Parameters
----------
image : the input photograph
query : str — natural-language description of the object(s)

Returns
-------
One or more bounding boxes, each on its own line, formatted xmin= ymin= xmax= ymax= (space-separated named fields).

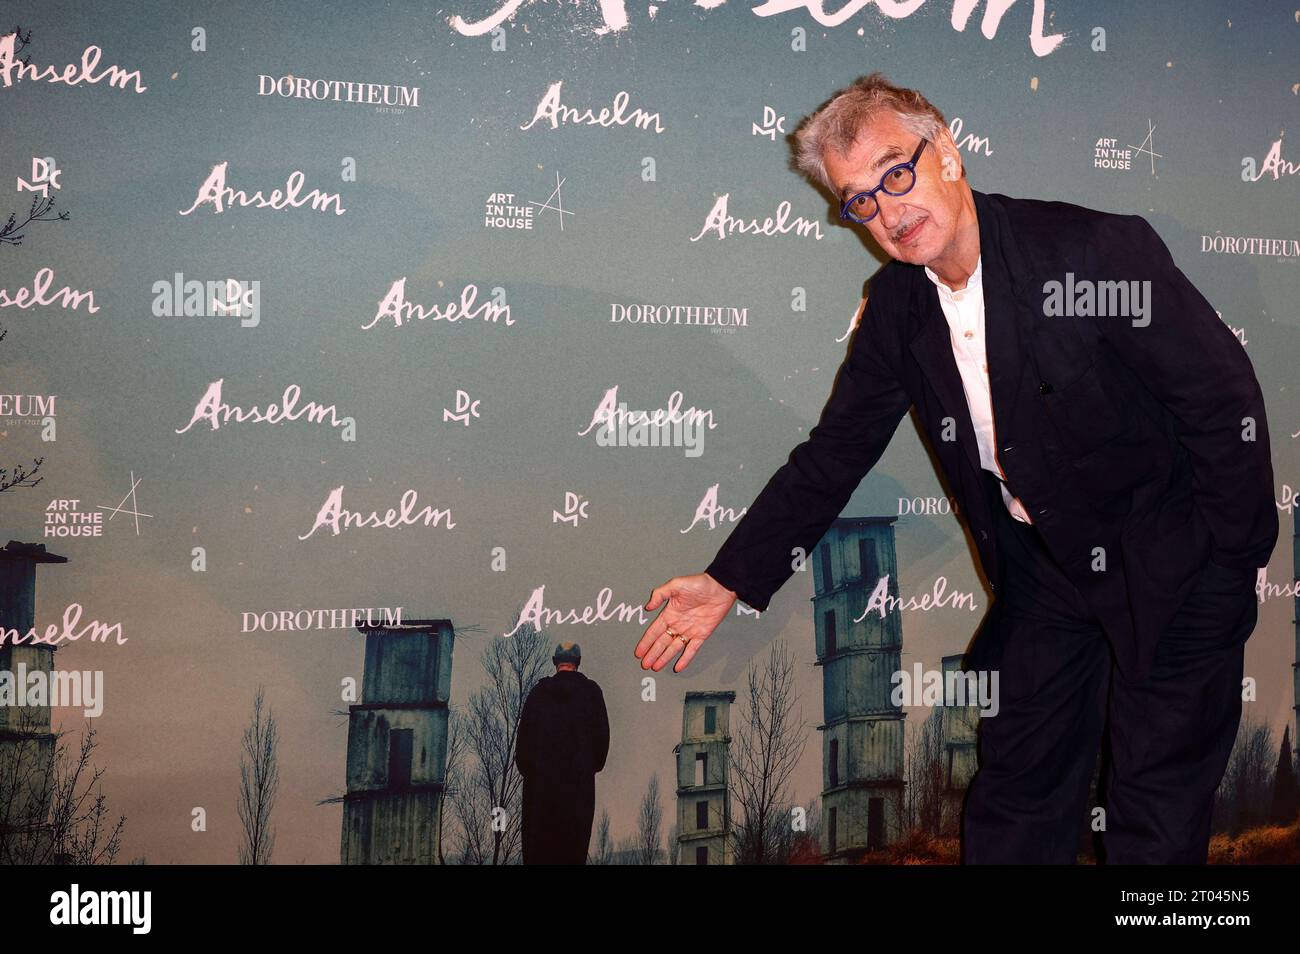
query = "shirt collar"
xmin=924 ymin=254 xmax=982 ymax=302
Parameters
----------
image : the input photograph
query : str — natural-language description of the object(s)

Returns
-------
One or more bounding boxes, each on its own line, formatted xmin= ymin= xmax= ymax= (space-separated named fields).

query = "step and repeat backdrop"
xmin=1 ymin=1 xmax=1297 ymax=864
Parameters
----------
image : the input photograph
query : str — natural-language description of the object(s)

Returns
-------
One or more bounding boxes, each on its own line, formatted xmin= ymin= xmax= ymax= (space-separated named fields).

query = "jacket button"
xmin=980 ymin=530 xmax=989 ymax=540
xmin=1040 ymin=381 xmax=1053 ymax=394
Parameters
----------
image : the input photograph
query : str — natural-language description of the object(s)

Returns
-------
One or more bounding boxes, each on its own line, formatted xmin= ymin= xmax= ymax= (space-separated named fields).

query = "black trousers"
xmin=961 ymin=469 xmax=1258 ymax=864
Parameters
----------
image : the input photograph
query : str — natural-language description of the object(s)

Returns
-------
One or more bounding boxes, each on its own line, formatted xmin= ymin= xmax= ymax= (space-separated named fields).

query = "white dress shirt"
xmin=923 ymin=253 xmax=1034 ymax=524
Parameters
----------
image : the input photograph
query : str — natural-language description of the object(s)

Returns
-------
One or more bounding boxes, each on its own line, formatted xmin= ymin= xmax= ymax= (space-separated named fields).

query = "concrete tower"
xmin=0 ymin=541 xmax=68 ymax=864
xmin=674 ymin=690 xmax=735 ymax=865
xmin=341 ymin=618 xmax=454 ymax=864
xmin=813 ymin=517 xmax=905 ymax=861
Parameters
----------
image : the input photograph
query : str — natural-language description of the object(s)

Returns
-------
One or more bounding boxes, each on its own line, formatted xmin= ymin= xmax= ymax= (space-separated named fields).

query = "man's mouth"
xmin=896 ymin=216 xmax=927 ymax=245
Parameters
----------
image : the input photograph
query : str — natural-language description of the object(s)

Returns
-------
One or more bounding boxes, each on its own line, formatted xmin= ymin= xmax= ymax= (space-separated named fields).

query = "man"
xmin=515 ymin=642 xmax=610 ymax=864
xmin=634 ymin=73 xmax=1277 ymax=864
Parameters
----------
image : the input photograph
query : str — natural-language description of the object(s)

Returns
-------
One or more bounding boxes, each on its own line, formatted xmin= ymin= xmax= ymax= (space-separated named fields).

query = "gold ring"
xmin=665 ymin=627 xmax=678 ymax=639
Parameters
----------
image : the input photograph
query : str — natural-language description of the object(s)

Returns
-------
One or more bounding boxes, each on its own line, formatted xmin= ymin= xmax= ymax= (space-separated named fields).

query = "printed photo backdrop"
xmin=1 ymin=0 xmax=1297 ymax=863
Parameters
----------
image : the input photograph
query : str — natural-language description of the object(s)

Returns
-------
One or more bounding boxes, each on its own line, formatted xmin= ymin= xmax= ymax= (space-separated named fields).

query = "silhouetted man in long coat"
xmin=515 ymin=642 xmax=610 ymax=864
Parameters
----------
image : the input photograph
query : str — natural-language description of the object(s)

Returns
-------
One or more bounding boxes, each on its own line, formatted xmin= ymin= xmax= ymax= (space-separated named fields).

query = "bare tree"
xmin=1 ymin=27 xmax=72 ymax=255
xmin=635 ymin=772 xmax=663 ymax=864
xmin=754 ymin=799 xmax=821 ymax=864
xmin=1214 ymin=708 xmax=1274 ymax=836
xmin=445 ymin=704 xmax=493 ymax=865
xmin=0 ymin=712 xmax=125 ymax=864
xmin=0 ymin=27 xmax=65 ymax=494
xmin=438 ymin=706 xmax=468 ymax=864
xmin=1269 ymin=725 xmax=1300 ymax=826
xmin=0 ymin=25 xmax=72 ymax=253
xmin=0 ymin=709 xmax=46 ymax=863
xmin=904 ymin=707 xmax=948 ymax=835
xmin=46 ymin=724 xmax=125 ymax=865
xmin=0 ymin=457 xmax=44 ymax=493
xmin=0 ymin=192 xmax=70 ymax=248
xmin=730 ymin=641 xmax=808 ymax=864
xmin=0 ymin=327 xmax=46 ymax=493
xmin=613 ymin=834 xmax=639 ymax=864
xmin=459 ymin=616 xmax=550 ymax=864
xmin=590 ymin=808 xmax=614 ymax=864
xmin=237 ymin=686 xmax=279 ymax=864
xmin=790 ymin=798 xmax=823 ymax=862
xmin=0 ymin=24 xmax=32 ymax=73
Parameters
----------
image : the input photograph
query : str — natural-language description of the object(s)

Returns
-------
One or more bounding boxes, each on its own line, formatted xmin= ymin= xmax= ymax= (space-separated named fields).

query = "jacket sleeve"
xmin=704 ymin=289 xmax=913 ymax=610
xmin=1084 ymin=213 xmax=1278 ymax=571
xmin=590 ymin=686 xmax=610 ymax=773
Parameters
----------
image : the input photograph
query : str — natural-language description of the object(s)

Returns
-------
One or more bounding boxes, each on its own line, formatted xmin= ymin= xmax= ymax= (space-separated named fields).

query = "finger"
xmin=644 ymin=578 xmax=674 ymax=611
xmin=673 ymin=637 xmax=705 ymax=673
xmin=634 ymin=608 xmax=672 ymax=659
xmin=636 ymin=580 xmax=679 ymax=658
xmin=642 ymin=625 xmax=682 ymax=670
xmin=642 ymin=629 xmax=678 ymax=670
xmin=649 ymin=633 xmax=688 ymax=672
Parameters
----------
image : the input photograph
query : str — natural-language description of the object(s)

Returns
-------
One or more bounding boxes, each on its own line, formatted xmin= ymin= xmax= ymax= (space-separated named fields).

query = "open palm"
xmin=634 ymin=572 xmax=737 ymax=673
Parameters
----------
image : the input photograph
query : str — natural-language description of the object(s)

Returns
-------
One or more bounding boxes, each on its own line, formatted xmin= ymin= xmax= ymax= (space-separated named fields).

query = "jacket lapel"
xmin=908 ymin=291 xmax=983 ymax=474
xmin=905 ymin=189 xmax=1036 ymax=476
xmin=978 ymin=190 xmax=1035 ymax=449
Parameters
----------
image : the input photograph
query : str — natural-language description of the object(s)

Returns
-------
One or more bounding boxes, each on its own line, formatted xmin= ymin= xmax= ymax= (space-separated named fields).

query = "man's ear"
xmin=941 ymin=146 xmax=961 ymax=181
xmin=936 ymin=130 xmax=963 ymax=183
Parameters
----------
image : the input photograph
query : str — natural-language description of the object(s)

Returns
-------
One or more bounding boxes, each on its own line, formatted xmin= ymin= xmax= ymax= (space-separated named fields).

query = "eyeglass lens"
xmin=848 ymin=166 xmax=917 ymax=222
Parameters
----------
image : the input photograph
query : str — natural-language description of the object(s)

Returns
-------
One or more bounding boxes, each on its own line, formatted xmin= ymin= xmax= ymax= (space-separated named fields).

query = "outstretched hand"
xmin=635 ymin=572 xmax=737 ymax=673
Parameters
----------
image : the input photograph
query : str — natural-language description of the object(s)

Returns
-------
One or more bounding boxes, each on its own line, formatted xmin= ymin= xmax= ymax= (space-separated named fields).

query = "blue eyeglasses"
xmin=839 ymin=138 xmax=929 ymax=225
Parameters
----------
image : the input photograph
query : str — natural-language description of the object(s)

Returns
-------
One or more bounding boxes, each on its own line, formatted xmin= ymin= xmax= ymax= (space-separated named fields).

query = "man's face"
xmin=823 ymin=111 xmax=966 ymax=267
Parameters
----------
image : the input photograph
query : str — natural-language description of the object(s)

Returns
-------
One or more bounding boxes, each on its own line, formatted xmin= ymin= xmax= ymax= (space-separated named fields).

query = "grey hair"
xmin=794 ymin=72 xmax=956 ymax=194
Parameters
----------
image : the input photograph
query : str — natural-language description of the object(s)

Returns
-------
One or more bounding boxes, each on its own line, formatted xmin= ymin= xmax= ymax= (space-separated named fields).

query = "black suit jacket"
xmin=704 ymin=188 xmax=1278 ymax=684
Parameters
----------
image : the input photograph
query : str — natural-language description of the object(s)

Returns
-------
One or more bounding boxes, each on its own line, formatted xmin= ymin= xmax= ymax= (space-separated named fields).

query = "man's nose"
xmin=876 ymin=194 xmax=905 ymax=233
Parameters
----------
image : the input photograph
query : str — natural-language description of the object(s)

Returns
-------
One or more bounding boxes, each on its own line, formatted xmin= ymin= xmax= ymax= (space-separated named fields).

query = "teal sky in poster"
xmin=1 ymin=0 xmax=1296 ymax=862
